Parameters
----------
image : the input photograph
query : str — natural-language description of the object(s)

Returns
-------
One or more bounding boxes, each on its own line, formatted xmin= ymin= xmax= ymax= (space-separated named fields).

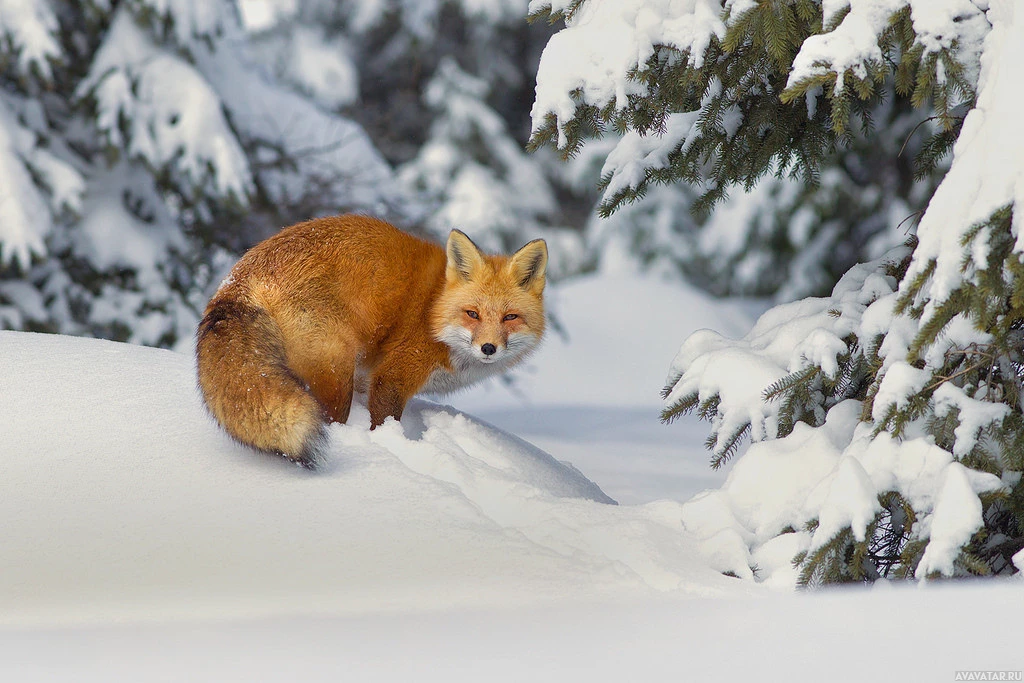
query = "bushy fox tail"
xmin=196 ymin=299 xmax=328 ymax=469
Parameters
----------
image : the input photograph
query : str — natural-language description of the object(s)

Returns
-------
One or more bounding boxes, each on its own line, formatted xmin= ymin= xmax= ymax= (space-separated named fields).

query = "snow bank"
xmin=3 ymin=583 xmax=1023 ymax=682
xmin=0 ymin=331 xmax=752 ymax=626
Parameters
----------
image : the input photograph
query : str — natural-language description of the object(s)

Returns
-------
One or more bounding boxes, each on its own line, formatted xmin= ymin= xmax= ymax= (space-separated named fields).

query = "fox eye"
xmin=465 ymin=310 xmax=479 ymax=320
xmin=503 ymin=313 xmax=518 ymax=322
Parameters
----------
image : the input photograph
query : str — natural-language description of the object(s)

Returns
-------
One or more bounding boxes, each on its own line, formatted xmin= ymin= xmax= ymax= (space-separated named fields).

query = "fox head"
xmin=432 ymin=230 xmax=547 ymax=369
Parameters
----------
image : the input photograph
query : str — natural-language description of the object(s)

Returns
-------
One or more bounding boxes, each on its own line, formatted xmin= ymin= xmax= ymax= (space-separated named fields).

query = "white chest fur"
xmin=420 ymin=358 xmax=508 ymax=396
xmin=418 ymin=326 xmax=540 ymax=397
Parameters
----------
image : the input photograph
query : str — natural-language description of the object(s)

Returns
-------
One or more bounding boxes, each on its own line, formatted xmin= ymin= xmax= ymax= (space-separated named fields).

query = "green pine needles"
xmin=529 ymin=0 xmax=972 ymax=220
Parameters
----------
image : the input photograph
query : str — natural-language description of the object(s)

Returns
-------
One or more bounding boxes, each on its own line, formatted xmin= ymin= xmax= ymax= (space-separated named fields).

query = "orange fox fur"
xmin=195 ymin=214 xmax=547 ymax=468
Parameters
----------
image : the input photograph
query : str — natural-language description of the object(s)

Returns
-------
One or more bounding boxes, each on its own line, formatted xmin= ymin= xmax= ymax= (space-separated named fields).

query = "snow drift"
xmin=0 ymin=330 xmax=752 ymax=625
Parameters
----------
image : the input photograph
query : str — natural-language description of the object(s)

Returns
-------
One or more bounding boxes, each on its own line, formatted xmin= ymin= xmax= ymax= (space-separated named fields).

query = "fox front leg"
xmin=367 ymin=352 xmax=434 ymax=429
xmin=368 ymin=379 xmax=406 ymax=428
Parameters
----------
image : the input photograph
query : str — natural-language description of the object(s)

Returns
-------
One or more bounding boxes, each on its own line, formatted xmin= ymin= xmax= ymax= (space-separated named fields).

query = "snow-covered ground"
xmin=2 ymin=272 xmax=1022 ymax=681
xmin=4 ymin=585 xmax=1022 ymax=682
xmin=0 ymin=324 xmax=749 ymax=627
xmin=448 ymin=272 xmax=755 ymax=505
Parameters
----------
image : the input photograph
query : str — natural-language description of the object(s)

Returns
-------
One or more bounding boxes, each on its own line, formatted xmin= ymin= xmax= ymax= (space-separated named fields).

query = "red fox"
xmin=195 ymin=214 xmax=547 ymax=468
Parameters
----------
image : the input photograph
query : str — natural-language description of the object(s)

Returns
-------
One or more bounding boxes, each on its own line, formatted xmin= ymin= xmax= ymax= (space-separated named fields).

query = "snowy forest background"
xmin=2 ymin=0 xmax=1023 ymax=585
xmin=0 ymin=0 xmax=937 ymax=346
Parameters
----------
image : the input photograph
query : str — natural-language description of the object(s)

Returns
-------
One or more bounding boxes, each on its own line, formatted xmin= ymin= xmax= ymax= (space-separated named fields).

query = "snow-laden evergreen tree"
xmin=659 ymin=97 xmax=939 ymax=300
xmin=241 ymin=0 xmax=592 ymax=275
xmin=583 ymin=97 xmax=942 ymax=300
xmin=399 ymin=57 xmax=584 ymax=278
xmin=532 ymin=0 xmax=954 ymax=301
xmin=532 ymin=0 xmax=1024 ymax=583
xmin=0 ymin=0 xmax=400 ymax=348
xmin=244 ymin=0 xmax=550 ymax=164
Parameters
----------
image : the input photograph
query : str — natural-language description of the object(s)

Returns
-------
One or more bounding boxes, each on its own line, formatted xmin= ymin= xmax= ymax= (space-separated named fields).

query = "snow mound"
xmin=0 ymin=331 xmax=752 ymax=625
xmin=445 ymin=272 xmax=759 ymax=506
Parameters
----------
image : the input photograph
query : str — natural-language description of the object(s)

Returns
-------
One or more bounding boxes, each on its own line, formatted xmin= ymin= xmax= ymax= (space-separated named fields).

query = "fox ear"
xmin=446 ymin=229 xmax=487 ymax=281
xmin=508 ymin=239 xmax=547 ymax=292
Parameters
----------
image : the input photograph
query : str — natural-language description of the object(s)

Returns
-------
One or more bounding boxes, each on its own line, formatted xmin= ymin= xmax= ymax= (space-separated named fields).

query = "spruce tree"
xmin=582 ymin=98 xmax=939 ymax=300
xmin=0 ymin=0 xmax=399 ymax=348
xmin=531 ymin=0 xmax=1024 ymax=582
xmin=531 ymin=0 xmax=962 ymax=300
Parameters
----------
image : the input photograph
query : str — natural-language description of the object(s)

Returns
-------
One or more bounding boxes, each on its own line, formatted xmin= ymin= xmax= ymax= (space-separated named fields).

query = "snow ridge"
xmin=0 ymin=330 xmax=751 ymax=625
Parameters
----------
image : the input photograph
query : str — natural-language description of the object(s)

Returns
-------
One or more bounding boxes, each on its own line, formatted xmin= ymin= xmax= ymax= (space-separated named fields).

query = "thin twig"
xmin=898 ymin=115 xmax=946 ymax=158
xmin=925 ymin=360 xmax=990 ymax=392
xmin=896 ymin=210 xmax=923 ymax=234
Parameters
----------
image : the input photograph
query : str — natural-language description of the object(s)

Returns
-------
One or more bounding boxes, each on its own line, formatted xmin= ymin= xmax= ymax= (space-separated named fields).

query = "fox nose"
xmin=481 ymin=343 xmax=497 ymax=356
